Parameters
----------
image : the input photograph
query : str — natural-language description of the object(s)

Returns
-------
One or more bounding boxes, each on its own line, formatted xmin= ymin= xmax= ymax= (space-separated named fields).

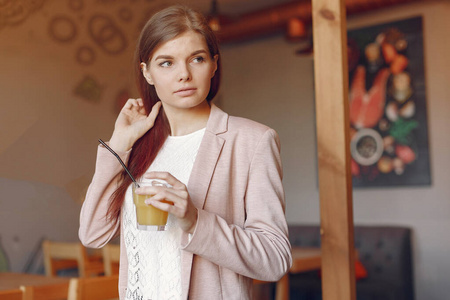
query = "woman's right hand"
xmin=109 ymin=99 xmax=161 ymax=152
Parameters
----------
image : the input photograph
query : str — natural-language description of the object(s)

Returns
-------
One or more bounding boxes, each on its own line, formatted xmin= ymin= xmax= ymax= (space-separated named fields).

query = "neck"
xmin=163 ymin=101 xmax=211 ymax=136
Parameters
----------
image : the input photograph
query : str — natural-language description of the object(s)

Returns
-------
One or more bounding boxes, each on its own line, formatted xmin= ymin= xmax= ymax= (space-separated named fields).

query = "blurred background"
xmin=0 ymin=0 xmax=449 ymax=299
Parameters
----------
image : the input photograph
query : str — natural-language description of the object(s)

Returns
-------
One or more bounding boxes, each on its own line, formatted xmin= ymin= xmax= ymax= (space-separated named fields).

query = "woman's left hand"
xmin=142 ymin=171 xmax=198 ymax=234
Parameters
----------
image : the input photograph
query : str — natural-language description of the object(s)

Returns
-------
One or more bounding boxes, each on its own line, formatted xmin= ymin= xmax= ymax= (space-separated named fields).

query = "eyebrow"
xmin=154 ymin=49 xmax=208 ymax=60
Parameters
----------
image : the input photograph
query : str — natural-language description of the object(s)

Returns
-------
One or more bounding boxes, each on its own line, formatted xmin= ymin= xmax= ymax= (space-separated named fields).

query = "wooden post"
xmin=311 ymin=0 xmax=356 ymax=299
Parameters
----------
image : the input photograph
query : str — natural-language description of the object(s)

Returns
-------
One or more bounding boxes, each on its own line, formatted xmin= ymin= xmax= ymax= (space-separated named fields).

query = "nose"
xmin=178 ymin=63 xmax=191 ymax=82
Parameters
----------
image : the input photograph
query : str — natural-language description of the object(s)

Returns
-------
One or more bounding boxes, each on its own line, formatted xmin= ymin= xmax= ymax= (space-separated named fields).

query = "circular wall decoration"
xmin=0 ymin=0 xmax=14 ymax=9
xmin=95 ymin=0 xmax=118 ymax=4
xmin=2 ymin=1 xmax=29 ymax=25
xmin=68 ymin=0 xmax=84 ymax=11
xmin=88 ymin=14 xmax=127 ymax=55
xmin=76 ymin=45 xmax=96 ymax=65
xmin=0 ymin=0 xmax=46 ymax=28
xmin=118 ymin=7 xmax=132 ymax=22
xmin=351 ymin=128 xmax=384 ymax=166
xmin=49 ymin=15 xmax=77 ymax=43
xmin=25 ymin=0 xmax=45 ymax=11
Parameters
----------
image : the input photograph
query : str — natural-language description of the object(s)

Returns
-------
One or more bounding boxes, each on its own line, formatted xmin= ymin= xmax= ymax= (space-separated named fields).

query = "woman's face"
xmin=142 ymin=31 xmax=218 ymax=114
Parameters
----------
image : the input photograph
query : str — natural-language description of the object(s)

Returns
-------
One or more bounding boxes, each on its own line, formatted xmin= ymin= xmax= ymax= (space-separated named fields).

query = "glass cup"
xmin=132 ymin=180 xmax=171 ymax=231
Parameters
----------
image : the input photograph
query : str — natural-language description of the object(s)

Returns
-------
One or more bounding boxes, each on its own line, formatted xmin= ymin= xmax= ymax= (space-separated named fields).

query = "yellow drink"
xmin=133 ymin=193 xmax=169 ymax=226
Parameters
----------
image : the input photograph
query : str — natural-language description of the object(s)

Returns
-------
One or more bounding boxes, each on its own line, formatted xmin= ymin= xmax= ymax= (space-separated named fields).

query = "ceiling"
xmin=178 ymin=0 xmax=295 ymax=15
xmin=180 ymin=0 xmax=426 ymax=16
xmin=178 ymin=0 xmax=425 ymax=43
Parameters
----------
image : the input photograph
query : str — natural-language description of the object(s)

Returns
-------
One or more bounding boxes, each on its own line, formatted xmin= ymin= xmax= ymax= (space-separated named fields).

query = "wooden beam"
xmin=311 ymin=0 xmax=356 ymax=299
xmin=215 ymin=0 xmax=420 ymax=44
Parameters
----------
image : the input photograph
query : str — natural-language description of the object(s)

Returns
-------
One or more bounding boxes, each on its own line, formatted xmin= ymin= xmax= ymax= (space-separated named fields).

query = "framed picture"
xmin=347 ymin=16 xmax=431 ymax=187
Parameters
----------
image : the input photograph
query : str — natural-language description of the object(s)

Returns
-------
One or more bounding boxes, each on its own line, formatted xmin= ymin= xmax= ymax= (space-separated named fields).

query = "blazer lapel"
xmin=187 ymin=131 xmax=223 ymax=209
xmin=182 ymin=105 xmax=228 ymax=299
xmin=181 ymin=251 xmax=194 ymax=300
xmin=187 ymin=104 xmax=228 ymax=209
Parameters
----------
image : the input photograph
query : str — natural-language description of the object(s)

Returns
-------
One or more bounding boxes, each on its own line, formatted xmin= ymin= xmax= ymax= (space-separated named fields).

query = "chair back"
xmin=21 ymin=281 xmax=70 ymax=300
xmin=0 ymin=289 xmax=22 ymax=300
xmin=42 ymin=240 xmax=103 ymax=278
xmin=68 ymin=275 xmax=119 ymax=300
xmin=102 ymin=244 xmax=120 ymax=276
xmin=43 ymin=240 xmax=87 ymax=277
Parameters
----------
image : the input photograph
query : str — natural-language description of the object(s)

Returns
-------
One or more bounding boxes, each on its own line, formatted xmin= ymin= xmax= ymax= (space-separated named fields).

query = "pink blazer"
xmin=79 ymin=104 xmax=292 ymax=300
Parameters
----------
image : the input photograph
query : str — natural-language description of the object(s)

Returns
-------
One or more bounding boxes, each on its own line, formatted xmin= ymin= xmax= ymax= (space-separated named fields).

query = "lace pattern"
xmin=123 ymin=128 xmax=205 ymax=300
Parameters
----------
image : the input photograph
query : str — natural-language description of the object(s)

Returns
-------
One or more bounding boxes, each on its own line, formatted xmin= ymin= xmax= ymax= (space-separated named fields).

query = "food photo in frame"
xmin=347 ymin=16 xmax=431 ymax=187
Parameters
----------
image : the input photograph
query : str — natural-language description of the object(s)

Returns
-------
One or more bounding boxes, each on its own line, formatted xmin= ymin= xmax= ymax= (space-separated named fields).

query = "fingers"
xmin=147 ymin=198 xmax=174 ymax=213
xmin=146 ymin=101 xmax=162 ymax=128
xmin=121 ymin=98 xmax=160 ymax=115
xmin=134 ymin=184 xmax=169 ymax=196
xmin=138 ymin=174 xmax=197 ymax=233
xmin=135 ymin=177 xmax=186 ymax=207
xmin=143 ymin=171 xmax=185 ymax=190
xmin=122 ymin=98 xmax=141 ymax=111
xmin=144 ymin=188 xmax=182 ymax=207
xmin=121 ymin=99 xmax=146 ymax=119
xmin=143 ymin=187 xmax=188 ymax=216
xmin=136 ymin=173 xmax=187 ymax=211
xmin=121 ymin=99 xmax=160 ymax=126
xmin=149 ymin=188 xmax=198 ymax=233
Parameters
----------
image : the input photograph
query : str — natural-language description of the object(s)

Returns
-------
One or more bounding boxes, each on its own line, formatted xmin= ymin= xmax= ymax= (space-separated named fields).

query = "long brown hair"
xmin=107 ymin=5 xmax=222 ymax=224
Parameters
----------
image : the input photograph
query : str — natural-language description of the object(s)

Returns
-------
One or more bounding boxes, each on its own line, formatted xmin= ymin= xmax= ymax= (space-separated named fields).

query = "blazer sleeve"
xmin=78 ymin=145 xmax=129 ymax=248
xmin=181 ymin=128 xmax=292 ymax=281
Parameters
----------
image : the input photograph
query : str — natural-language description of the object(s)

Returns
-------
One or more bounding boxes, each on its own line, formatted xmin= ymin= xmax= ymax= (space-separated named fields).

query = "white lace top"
xmin=123 ymin=128 xmax=205 ymax=300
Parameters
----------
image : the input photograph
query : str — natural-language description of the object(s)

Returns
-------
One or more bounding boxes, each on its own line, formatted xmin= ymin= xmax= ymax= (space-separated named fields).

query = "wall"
xmin=0 ymin=0 xmax=448 ymax=299
xmin=219 ymin=1 xmax=450 ymax=299
xmin=0 ymin=0 xmax=174 ymax=272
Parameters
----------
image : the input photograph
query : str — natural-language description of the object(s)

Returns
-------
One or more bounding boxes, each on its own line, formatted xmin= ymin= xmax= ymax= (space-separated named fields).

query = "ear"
xmin=211 ymin=54 xmax=219 ymax=78
xmin=140 ymin=62 xmax=154 ymax=85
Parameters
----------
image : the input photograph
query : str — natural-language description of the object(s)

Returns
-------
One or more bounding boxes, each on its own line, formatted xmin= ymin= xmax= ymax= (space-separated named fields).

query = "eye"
xmin=159 ymin=61 xmax=172 ymax=67
xmin=192 ymin=56 xmax=205 ymax=63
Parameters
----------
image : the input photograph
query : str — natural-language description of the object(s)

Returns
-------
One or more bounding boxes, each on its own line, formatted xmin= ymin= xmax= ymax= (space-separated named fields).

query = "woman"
xmin=79 ymin=5 xmax=292 ymax=300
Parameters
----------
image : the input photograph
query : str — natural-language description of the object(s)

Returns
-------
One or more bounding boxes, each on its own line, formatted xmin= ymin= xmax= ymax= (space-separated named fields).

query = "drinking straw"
xmin=98 ymin=139 xmax=140 ymax=188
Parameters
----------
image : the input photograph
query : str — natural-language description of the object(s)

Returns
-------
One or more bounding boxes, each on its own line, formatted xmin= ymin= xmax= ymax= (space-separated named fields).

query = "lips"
xmin=174 ymin=87 xmax=197 ymax=97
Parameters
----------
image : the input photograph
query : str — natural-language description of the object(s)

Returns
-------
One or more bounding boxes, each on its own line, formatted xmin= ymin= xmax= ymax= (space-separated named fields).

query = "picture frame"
xmin=347 ymin=16 xmax=431 ymax=187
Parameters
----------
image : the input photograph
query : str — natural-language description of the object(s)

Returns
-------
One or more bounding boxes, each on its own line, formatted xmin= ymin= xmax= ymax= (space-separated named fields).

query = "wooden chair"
xmin=0 ymin=289 xmax=23 ymax=300
xmin=68 ymin=275 xmax=119 ymax=300
xmin=20 ymin=281 xmax=70 ymax=300
xmin=42 ymin=240 xmax=104 ymax=278
xmin=102 ymin=244 xmax=120 ymax=276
